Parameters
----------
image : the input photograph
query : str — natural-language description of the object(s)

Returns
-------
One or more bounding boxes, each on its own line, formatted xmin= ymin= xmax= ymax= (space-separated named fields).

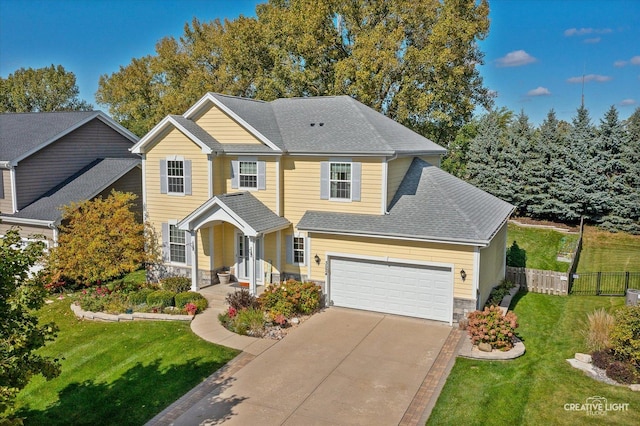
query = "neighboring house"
xmin=0 ymin=111 xmax=141 ymax=246
xmin=132 ymin=93 xmax=514 ymax=323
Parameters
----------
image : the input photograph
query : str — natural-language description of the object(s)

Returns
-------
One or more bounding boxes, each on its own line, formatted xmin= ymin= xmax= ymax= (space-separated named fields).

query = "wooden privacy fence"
xmin=506 ymin=266 xmax=569 ymax=295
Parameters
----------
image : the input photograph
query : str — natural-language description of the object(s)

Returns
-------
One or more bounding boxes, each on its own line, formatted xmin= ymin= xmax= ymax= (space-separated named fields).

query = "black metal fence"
xmin=569 ymin=272 xmax=640 ymax=296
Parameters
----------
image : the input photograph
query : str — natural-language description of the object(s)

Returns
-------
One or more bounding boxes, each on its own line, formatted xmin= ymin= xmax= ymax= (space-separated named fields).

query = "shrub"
xmin=77 ymin=286 xmax=113 ymax=312
xmin=226 ymin=289 xmax=259 ymax=311
xmin=506 ymin=241 xmax=526 ymax=267
xmin=127 ymin=288 xmax=154 ymax=305
xmin=146 ymin=290 xmax=175 ymax=308
xmin=175 ymin=291 xmax=208 ymax=313
xmin=258 ymin=280 xmax=322 ymax=319
xmin=583 ymin=308 xmax=615 ymax=352
xmin=592 ymin=349 xmax=616 ymax=370
xmin=485 ymin=280 xmax=516 ymax=308
xmin=610 ymin=305 xmax=640 ymax=366
xmin=467 ymin=305 xmax=519 ymax=351
xmin=160 ymin=276 xmax=191 ymax=293
xmin=606 ymin=361 xmax=640 ymax=384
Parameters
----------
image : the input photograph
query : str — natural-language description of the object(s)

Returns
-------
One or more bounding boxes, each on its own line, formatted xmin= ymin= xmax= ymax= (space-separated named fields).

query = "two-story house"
xmin=131 ymin=93 xmax=514 ymax=323
xmin=0 ymin=111 xmax=141 ymax=246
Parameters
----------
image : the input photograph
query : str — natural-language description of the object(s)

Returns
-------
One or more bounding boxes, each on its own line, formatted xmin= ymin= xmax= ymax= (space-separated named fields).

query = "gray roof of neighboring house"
xmin=194 ymin=93 xmax=446 ymax=155
xmin=5 ymin=158 xmax=140 ymax=222
xmin=0 ymin=111 xmax=136 ymax=163
xmin=297 ymin=158 xmax=514 ymax=245
xmin=215 ymin=192 xmax=290 ymax=233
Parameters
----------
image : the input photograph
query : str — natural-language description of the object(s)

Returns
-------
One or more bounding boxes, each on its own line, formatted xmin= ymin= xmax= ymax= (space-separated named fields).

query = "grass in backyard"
xmin=428 ymin=293 xmax=640 ymax=425
xmin=577 ymin=226 xmax=640 ymax=272
xmin=12 ymin=295 xmax=239 ymax=425
xmin=507 ymin=223 xmax=578 ymax=272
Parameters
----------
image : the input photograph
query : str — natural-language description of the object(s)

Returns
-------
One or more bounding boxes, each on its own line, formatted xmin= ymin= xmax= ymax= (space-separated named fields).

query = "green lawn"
xmin=428 ymin=293 xmax=640 ymax=425
xmin=507 ymin=223 xmax=578 ymax=272
xmin=577 ymin=226 xmax=640 ymax=272
xmin=12 ymin=295 xmax=239 ymax=425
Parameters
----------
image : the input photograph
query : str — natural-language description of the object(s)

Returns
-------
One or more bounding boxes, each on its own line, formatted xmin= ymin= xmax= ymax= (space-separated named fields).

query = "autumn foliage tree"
xmin=97 ymin=0 xmax=492 ymax=144
xmin=1 ymin=228 xmax=60 ymax=417
xmin=48 ymin=191 xmax=146 ymax=285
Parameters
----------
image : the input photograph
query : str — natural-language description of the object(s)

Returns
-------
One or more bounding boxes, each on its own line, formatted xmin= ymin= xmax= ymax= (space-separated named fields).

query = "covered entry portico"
xmin=178 ymin=192 xmax=290 ymax=294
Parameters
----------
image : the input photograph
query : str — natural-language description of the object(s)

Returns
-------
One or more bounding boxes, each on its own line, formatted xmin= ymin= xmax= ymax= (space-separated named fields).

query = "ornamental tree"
xmin=48 ymin=191 xmax=147 ymax=285
xmin=0 ymin=228 xmax=60 ymax=416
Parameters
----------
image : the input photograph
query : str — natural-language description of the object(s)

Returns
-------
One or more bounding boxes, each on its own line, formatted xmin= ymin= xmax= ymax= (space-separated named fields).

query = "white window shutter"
xmin=184 ymin=160 xmax=192 ymax=195
xmin=185 ymin=231 xmax=192 ymax=266
xmin=302 ymin=236 xmax=308 ymax=266
xmin=231 ymin=160 xmax=239 ymax=189
xmin=286 ymin=235 xmax=293 ymax=264
xmin=160 ymin=160 xmax=167 ymax=194
xmin=351 ymin=162 xmax=361 ymax=201
xmin=320 ymin=162 xmax=329 ymax=200
xmin=161 ymin=223 xmax=169 ymax=261
xmin=258 ymin=161 xmax=266 ymax=190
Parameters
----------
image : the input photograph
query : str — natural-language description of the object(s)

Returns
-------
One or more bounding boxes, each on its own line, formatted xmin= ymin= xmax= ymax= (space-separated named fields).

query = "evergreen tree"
xmin=534 ymin=110 xmax=567 ymax=219
xmin=506 ymin=111 xmax=535 ymax=214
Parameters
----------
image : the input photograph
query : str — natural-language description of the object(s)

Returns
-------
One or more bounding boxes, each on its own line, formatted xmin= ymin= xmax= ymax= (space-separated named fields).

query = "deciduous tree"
xmin=0 ymin=228 xmax=60 ymax=416
xmin=48 ymin=191 xmax=146 ymax=285
xmin=0 ymin=65 xmax=92 ymax=112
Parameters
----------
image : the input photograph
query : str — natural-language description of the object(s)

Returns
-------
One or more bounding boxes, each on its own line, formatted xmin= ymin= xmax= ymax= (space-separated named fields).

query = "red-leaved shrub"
xmin=467 ymin=305 xmax=519 ymax=351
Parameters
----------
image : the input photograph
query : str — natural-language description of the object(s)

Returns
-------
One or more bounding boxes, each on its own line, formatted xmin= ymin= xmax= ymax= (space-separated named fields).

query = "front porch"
xmin=177 ymin=192 xmax=290 ymax=295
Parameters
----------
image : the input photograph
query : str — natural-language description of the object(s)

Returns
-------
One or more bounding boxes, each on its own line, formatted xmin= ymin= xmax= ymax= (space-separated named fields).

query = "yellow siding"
xmin=221 ymin=157 xmax=278 ymax=212
xmin=145 ymin=128 xmax=210 ymax=227
xmin=194 ymin=104 xmax=263 ymax=144
xmin=307 ymin=234 xmax=475 ymax=299
xmin=478 ymin=222 xmax=508 ymax=305
xmin=386 ymin=157 xmax=414 ymax=204
xmin=0 ymin=221 xmax=54 ymax=245
xmin=0 ymin=169 xmax=12 ymax=214
xmin=283 ymin=157 xmax=383 ymax=226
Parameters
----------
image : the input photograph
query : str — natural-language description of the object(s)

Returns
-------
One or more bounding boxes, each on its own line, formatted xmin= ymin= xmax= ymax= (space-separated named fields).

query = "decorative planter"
xmin=218 ymin=272 xmax=231 ymax=285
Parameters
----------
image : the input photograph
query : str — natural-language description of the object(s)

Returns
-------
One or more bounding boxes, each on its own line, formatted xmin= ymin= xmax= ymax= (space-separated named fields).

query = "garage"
xmin=328 ymin=256 xmax=453 ymax=322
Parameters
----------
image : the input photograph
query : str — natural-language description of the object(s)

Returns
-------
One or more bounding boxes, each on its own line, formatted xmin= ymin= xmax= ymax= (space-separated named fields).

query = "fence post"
xmin=625 ymin=271 xmax=630 ymax=293
xmin=596 ymin=271 xmax=602 ymax=295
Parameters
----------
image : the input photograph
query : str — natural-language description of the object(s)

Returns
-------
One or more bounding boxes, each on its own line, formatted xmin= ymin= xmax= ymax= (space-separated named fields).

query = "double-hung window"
xmin=330 ymin=162 xmax=351 ymax=199
xmin=239 ymin=161 xmax=258 ymax=189
xmin=167 ymin=160 xmax=184 ymax=194
xmin=293 ymin=237 xmax=305 ymax=264
xmin=160 ymin=157 xmax=191 ymax=195
xmin=169 ymin=225 xmax=186 ymax=263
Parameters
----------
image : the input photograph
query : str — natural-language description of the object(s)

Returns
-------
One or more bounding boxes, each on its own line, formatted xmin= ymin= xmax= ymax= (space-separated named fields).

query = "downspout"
xmin=383 ymin=154 xmax=397 ymax=214
xmin=10 ymin=166 xmax=18 ymax=213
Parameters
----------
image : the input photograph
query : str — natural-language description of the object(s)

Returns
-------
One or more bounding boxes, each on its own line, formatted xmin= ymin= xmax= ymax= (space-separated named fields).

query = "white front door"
xmin=236 ymin=233 xmax=263 ymax=282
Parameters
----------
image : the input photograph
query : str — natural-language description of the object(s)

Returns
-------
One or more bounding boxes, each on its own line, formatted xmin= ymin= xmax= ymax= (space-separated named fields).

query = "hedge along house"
xmin=0 ymin=111 xmax=140 ymax=247
xmin=132 ymin=93 xmax=514 ymax=323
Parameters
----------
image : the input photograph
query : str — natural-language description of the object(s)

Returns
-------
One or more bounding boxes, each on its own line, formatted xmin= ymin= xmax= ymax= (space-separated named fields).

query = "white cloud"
xmin=496 ymin=50 xmax=537 ymax=67
xmin=614 ymin=60 xmax=628 ymax=67
xmin=567 ymin=74 xmax=612 ymax=83
xmin=620 ymin=99 xmax=637 ymax=106
xmin=614 ymin=56 xmax=640 ymax=67
xmin=564 ymin=27 xmax=613 ymax=36
xmin=584 ymin=37 xmax=601 ymax=44
xmin=527 ymin=86 xmax=551 ymax=96
xmin=631 ymin=56 xmax=640 ymax=65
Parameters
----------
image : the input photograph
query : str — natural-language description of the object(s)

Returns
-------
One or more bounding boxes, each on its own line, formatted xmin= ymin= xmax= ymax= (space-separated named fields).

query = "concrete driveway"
xmin=158 ymin=308 xmax=455 ymax=425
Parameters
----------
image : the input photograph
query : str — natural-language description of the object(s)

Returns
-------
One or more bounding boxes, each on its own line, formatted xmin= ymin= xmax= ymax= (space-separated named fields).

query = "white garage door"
xmin=329 ymin=257 xmax=453 ymax=322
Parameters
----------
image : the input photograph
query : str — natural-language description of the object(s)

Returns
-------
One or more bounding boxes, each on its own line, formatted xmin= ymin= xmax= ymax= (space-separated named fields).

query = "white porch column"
xmin=190 ymin=230 xmax=199 ymax=291
xmin=249 ymin=236 xmax=257 ymax=295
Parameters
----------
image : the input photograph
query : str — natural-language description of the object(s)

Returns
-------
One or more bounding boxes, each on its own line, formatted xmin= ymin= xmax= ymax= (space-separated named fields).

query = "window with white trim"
xmin=293 ymin=237 xmax=305 ymax=264
xmin=169 ymin=225 xmax=186 ymax=263
xmin=239 ymin=161 xmax=258 ymax=189
xmin=167 ymin=160 xmax=184 ymax=194
xmin=330 ymin=162 xmax=351 ymax=199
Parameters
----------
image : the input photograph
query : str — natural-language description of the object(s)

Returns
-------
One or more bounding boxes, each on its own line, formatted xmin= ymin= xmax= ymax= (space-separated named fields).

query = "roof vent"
xmin=319 ymin=122 xmax=324 ymax=126
xmin=310 ymin=123 xmax=315 ymax=126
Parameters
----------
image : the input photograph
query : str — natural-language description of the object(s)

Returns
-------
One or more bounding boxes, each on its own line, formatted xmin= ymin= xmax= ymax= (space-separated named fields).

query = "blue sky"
xmin=1 ymin=0 xmax=638 ymax=126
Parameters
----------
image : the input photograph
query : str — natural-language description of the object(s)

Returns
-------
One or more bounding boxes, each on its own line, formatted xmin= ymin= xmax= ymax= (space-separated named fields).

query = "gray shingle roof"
xmin=297 ymin=158 xmax=514 ymax=245
xmin=0 ymin=111 xmax=99 ymax=162
xmin=207 ymin=93 xmax=446 ymax=155
xmin=5 ymin=158 xmax=140 ymax=222
xmin=170 ymin=115 xmax=224 ymax=152
xmin=215 ymin=192 xmax=290 ymax=233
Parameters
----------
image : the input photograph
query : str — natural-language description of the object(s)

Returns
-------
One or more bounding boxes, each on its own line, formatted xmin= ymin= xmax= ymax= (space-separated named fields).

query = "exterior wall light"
xmin=314 ymin=254 xmax=321 ymax=265
xmin=460 ymin=269 xmax=467 ymax=281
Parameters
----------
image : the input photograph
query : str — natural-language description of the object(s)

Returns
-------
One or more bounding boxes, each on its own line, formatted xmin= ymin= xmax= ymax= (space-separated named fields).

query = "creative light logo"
xmin=564 ymin=396 xmax=629 ymax=416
